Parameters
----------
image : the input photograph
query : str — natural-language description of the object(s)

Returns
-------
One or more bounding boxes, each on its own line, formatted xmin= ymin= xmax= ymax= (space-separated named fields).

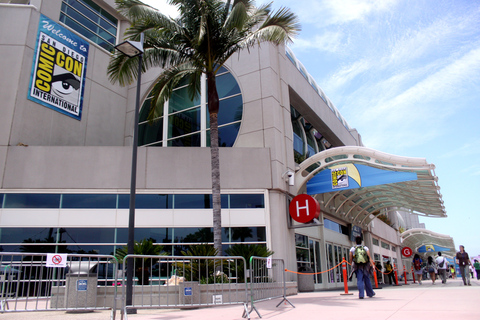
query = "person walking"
xmin=435 ymin=252 xmax=449 ymax=284
xmin=412 ymin=254 xmax=423 ymax=284
xmin=474 ymin=259 xmax=480 ymax=280
xmin=385 ymin=260 xmax=395 ymax=285
xmin=349 ymin=236 xmax=375 ymax=299
xmin=426 ymin=256 xmax=437 ymax=284
xmin=450 ymin=265 xmax=456 ymax=279
xmin=455 ymin=245 xmax=471 ymax=286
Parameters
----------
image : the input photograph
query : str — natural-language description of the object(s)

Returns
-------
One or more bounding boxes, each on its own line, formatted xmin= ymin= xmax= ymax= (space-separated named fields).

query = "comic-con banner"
xmin=28 ymin=14 xmax=89 ymax=120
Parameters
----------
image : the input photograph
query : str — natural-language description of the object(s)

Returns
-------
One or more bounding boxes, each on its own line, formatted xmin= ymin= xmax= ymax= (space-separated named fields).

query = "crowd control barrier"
xmin=245 ymin=256 xmax=294 ymax=318
xmin=120 ymin=255 xmax=249 ymax=319
xmin=0 ymin=252 xmax=119 ymax=318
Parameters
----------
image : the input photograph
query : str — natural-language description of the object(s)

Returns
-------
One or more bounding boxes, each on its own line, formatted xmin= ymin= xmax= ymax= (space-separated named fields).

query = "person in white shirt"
xmin=435 ymin=252 xmax=449 ymax=284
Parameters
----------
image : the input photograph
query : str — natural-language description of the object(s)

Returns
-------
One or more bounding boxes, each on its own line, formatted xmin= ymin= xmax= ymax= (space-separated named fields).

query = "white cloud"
xmin=141 ymin=0 xmax=179 ymax=17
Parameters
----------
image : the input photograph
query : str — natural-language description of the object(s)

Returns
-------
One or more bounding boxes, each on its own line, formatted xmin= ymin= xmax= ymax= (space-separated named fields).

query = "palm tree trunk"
xmin=207 ymin=72 xmax=222 ymax=256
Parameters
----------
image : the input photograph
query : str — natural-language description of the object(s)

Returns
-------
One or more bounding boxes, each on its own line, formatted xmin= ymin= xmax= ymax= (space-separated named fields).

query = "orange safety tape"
xmin=285 ymin=260 xmax=346 ymax=275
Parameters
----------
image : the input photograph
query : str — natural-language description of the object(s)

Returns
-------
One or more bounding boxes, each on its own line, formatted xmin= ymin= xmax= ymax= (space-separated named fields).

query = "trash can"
xmin=297 ymin=266 xmax=314 ymax=292
xmin=64 ymin=261 xmax=98 ymax=312
xmin=179 ymin=281 xmax=200 ymax=305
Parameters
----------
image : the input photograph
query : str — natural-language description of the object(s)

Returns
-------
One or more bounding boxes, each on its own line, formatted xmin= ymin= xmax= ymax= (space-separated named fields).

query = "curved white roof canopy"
xmin=295 ymin=146 xmax=446 ymax=228
xmin=401 ymin=228 xmax=455 ymax=258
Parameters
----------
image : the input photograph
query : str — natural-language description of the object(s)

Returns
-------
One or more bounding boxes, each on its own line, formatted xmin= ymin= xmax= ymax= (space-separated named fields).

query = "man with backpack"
xmin=435 ymin=252 xmax=449 ymax=284
xmin=349 ymin=236 xmax=375 ymax=299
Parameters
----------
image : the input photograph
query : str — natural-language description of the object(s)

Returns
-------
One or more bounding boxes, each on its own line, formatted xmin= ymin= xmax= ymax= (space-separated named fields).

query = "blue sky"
xmin=142 ymin=0 xmax=480 ymax=256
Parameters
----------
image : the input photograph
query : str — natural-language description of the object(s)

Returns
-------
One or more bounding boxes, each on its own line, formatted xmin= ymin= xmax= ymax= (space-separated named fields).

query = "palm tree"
xmin=108 ymin=0 xmax=300 ymax=255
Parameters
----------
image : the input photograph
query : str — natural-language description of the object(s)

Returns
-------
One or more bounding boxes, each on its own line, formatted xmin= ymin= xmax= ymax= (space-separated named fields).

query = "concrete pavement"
xmin=2 ymin=278 xmax=479 ymax=320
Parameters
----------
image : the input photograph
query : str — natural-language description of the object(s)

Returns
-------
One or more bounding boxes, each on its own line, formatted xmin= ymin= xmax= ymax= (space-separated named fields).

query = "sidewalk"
xmin=2 ymin=278 xmax=479 ymax=320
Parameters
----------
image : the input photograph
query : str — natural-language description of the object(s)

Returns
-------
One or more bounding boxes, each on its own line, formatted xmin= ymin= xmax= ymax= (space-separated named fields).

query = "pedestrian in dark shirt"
xmin=455 ymin=245 xmax=471 ymax=286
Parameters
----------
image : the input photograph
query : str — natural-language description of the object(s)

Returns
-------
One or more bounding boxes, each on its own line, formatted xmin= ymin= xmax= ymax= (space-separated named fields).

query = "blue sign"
xmin=417 ymin=244 xmax=451 ymax=252
xmin=184 ymin=287 xmax=192 ymax=296
xmin=28 ymin=14 xmax=89 ymax=120
xmin=351 ymin=225 xmax=362 ymax=242
xmin=307 ymin=164 xmax=417 ymax=195
xmin=77 ymin=279 xmax=87 ymax=291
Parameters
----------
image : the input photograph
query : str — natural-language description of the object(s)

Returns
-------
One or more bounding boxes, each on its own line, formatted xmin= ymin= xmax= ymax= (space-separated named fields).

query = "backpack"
xmin=353 ymin=246 xmax=369 ymax=264
xmin=438 ymin=258 xmax=445 ymax=268
xmin=414 ymin=259 xmax=421 ymax=270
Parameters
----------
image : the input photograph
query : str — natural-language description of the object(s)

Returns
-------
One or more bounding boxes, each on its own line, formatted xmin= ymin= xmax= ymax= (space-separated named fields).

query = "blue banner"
xmin=306 ymin=163 xmax=417 ymax=195
xmin=28 ymin=14 xmax=89 ymax=120
xmin=417 ymin=245 xmax=451 ymax=252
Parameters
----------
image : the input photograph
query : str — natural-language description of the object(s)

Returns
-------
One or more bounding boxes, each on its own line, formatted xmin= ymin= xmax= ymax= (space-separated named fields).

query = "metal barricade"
xmin=246 ymin=257 xmax=294 ymax=318
xmin=120 ymin=255 xmax=249 ymax=319
xmin=0 ymin=252 xmax=119 ymax=319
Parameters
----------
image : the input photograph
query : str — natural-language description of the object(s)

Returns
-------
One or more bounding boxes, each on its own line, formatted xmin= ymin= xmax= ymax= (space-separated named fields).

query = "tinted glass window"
xmin=62 ymin=194 xmax=116 ymax=208
xmin=118 ymin=194 xmax=172 ymax=209
xmin=167 ymin=132 xmax=201 ymax=147
xmin=169 ymin=86 xmax=200 ymax=113
xmin=116 ymin=228 xmax=172 ymax=243
xmin=65 ymin=245 xmax=114 ymax=255
xmin=168 ymin=108 xmax=201 ymax=138
xmin=59 ymin=228 xmax=115 ymax=243
xmin=230 ymin=227 xmax=266 ymax=242
xmin=0 ymin=194 xmax=3 ymax=207
xmin=216 ymin=72 xmax=240 ymax=99
xmin=229 ymin=194 xmax=264 ymax=208
xmin=175 ymin=194 xmax=212 ymax=209
xmin=60 ymin=0 xmax=117 ymax=51
xmin=138 ymin=120 xmax=163 ymax=146
xmin=4 ymin=194 xmax=60 ymax=208
xmin=0 ymin=228 xmax=58 ymax=243
xmin=217 ymin=95 xmax=243 ymax=125
xmin=173 ymin=228 xmax=213 ymax=243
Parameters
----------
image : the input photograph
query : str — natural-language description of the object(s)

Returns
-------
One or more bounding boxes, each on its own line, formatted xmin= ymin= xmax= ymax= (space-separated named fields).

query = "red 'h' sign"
xmin=289 ymin=194 xmax=321 ymax=223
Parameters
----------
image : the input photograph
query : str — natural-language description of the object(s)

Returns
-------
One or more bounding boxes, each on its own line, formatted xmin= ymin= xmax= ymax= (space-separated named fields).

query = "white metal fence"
xmin=0 ymin=253 xmax=293 ymax=319
xmin=0 ymin=252 xmax=119 ymax=318
xmin=245 ymin=256 xmax=294 ymax=318
xmin=120 ymin=255 xmax=249 ymax=319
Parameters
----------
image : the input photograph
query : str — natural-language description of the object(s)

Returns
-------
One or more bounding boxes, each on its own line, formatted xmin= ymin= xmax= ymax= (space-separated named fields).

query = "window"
xmin=381 ymin=241 xmax=390 ymax=250
xmin=118 ymin=194 xmax=173 ymax=209
xmin=138 ymin=67 xmax=243 ymax=147
xmin=1 ymin=193 xmax=263 ymax=209
xmin=62 ymin=194 xmax=116 ymax=208
xmin=4 ymin=194 xmax=60 ymax=208
xmin=295 ymin=234 xmax=309 ymax=269
xmin=391 ymin=246 xmax=396 ymax=252
xmin=291 ymin=106 xmax=333 ymax=164
xmin=324 ymin=218 xmax=349 ymax=236
xmin=372 ymin=238 xmax=379 ymax=246
xmin=60 ymin=0 xmax=117 ymax=51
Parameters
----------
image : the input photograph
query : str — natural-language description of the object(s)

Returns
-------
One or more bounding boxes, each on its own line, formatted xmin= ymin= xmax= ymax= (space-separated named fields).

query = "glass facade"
xmin=291 ymin=106 xmax=332 ymax=164
xmin=0 ymin=193 xmax=264 ymax=209
xmin=0 ymin=192 xmax=267 ymax=254
xmin=138 ymin=67 xmax=243 ymax=147
xmin=0 ymin=227 xmax=266 ymax=255
xmin=60 ymin=0 xmax=117 ymax=51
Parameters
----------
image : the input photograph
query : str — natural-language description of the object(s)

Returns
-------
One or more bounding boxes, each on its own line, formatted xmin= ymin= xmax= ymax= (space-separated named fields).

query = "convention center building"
xmin=0 ymin=0 xmax=449 ymax=289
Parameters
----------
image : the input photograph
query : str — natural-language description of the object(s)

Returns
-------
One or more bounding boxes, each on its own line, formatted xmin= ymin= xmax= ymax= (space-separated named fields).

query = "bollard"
xmin=373 ymin=265 xmax=379 ymax=289
xmin=340 ymin=258 xmax=353 ymax=295
xmin=403 ymin=265 xmax=407 ymax=285
xmin=394 ymin=264 xmax=399 ymax=286
xmin=411 ymin=266 xmax=416 ymax=283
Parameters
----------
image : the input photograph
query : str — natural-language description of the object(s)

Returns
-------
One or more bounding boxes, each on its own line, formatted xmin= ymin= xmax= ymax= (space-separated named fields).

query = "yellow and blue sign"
xmin=307 ymin=163 xmax=418 ymax=194
xmin=417 ymin=244 xmax=451 ymax=252
xmin=28 ymin=14 xmax=89 ymax=120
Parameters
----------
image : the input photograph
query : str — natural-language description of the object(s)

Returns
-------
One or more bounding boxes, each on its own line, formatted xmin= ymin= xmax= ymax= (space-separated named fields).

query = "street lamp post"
xmin=114 ymin=33 xmax=144 ymax=313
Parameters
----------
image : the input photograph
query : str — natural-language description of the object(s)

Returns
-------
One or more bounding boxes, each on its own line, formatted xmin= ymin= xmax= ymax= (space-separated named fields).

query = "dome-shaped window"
xmin=138 ymin=67 xmax=243 ymax=147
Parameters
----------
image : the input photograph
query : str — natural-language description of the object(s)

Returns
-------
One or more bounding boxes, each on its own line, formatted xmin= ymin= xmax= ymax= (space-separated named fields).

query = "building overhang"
xmin=295 ymin=146 xmax=446 ymax=228
xmin=401 ymin=228 xmax=455 ymax=258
